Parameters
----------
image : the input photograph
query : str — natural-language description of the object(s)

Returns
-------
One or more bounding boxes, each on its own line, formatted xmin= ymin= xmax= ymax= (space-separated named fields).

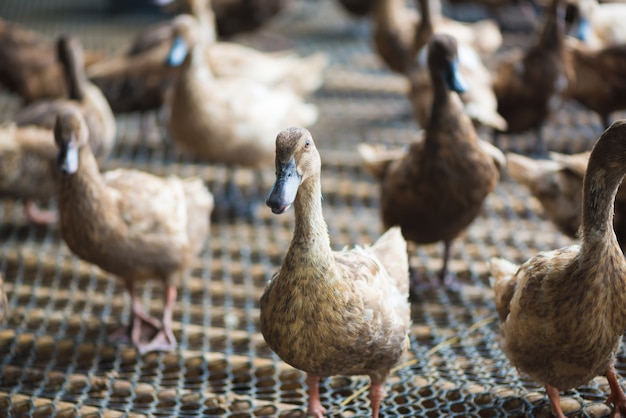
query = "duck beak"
xmin=576 ymin=17 xmax=591 ymax=42
xmin=446 ymin=59 xmax=468 ymax=94
xmin=266 ymin=158 xmax=301 ymax=215
xmin=57 ymin=137 xmax=79 ymax=175
xmin=167 ymin=36 xmax=188 ymax=67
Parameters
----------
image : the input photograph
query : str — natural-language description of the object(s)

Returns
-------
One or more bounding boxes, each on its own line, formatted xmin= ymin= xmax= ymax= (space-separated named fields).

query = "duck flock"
xmin=1 ymin=0 xmax=626 ymax=416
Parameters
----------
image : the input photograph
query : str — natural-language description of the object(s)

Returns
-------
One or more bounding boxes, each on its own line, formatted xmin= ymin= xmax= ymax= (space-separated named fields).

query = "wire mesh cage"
xmin=0 ymin=0 xmax=625 ymax=417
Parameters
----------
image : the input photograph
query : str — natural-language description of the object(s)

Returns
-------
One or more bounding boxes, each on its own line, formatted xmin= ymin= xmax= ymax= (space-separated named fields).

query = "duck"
xmin=407 ymin=0 xmax=507 ymax=131
xmin=563 ymin=36 xmax=626 ymax=129
xmin=371 ymin=0 xmax=501 ymax=75
xmin=15 ymin=36 xmax=116 ymax=163
xmin=0 ymin=18 xmax=104 ymax=103
xmin=360 ymin=33 xmax=505 ymax=286
xmin=506 ymin=150 xmax=626 ymax=253
xmin=87 ymin=0 xmax=327 ymax=113
xmin=165 ymin=14 xmax=318 ymax=168
xmin=568 ymin=0 xmax=626 ymax=47
xmin=489 ymin=119 xmax=626 ymax=418
xmin=0 ymin=123 xmax=59 ymax=224
xmin=262 ymin=127 xmax=411 ymax=418
xmin=0 ymin=273 xmax=7 ymax=324
xmin=492 ymin=0 xmax=569 ymax=156
xmin=54 ymin=107 xmax=214 ymax=354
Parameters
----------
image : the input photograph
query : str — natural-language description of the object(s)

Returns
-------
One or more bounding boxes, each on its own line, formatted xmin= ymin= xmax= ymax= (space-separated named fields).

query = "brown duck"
xmin=492 ymin=0 xmax=569 ymax=155
xmin=507 ymin=150 xmax=626 ymax=253
xmin=490 ymin=120 xmax=626 ymax=418
xmin=54 ymin=107 xmax=213 ymax=354
xmin=262 ymin=127 xmax=411 ymax=418
xmin=15 ymin=35 xmax=116 ymax=163
xmin=360 ymin=33 xmax=504 ymax=286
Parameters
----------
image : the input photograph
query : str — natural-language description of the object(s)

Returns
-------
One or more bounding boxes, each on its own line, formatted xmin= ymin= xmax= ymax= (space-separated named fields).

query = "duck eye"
xmin=305 ymin=140 xmax=310 ymax=148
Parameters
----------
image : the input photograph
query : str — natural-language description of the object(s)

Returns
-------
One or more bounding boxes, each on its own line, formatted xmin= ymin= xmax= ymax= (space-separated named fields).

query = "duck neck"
xmin=414 ymin=0 xmax=434 ymax=56
xmin=58 ymin=146 xmax=109 ymax=214
xmin=192 ymin=0 xmax=217 ymax=44
xmin=580 ymin=138 xmax=625 ymax=254
xmin=538 ymin=0 xmax=564 ymax=52
xmin=375 ymin=0 xmax=403 ymax=27
xmin=59 ymin=40 xmax=86 ymax=101
xmin=285 ymin=175 xmax=333 ymax=269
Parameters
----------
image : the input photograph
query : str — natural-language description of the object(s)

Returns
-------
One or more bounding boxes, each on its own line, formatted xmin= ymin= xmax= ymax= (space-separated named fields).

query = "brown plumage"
xmin=492 ymin=0 xmax=569 ymax=155
xmin=372 ymin=0 xmax=423 ymax=74
xmin=0 ymin=123 xmax=59 ymax=224
xmin=360 ymin=34 xmax=504 ymax=285
xmin=15 ymin=36 xmax=116 ymax=162
xmin=563 ymin=37 xmax=626 ymax=128
xmin=507 ymin=150 xmax=626 ymax=253
xmin=0 ymin=273 xmax=7 ymax=324
xmin=54 ymin=107 xmax=213 ymax=354
xmin=0 ymin=18 xmax=104 ymax=103
xmin=261 ymin=127 xmax=411 ymax=418
xmin=490 ymin=120 xmax=626 ymax=418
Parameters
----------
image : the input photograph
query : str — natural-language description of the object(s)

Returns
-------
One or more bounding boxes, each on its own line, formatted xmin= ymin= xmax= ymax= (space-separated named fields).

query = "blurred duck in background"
xmin=492 ymin=0 xmax=569 ymax=156
xmin=1 ymin=36 xmax=115 ymax=225
xmin=0 ymin=18 xmax=104 ymax=103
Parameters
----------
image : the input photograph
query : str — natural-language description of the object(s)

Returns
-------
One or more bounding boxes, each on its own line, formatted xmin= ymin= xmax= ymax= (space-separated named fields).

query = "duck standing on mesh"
xmin=261 ymin=127 xmax=411 ymax=418
xmin=490 ymin=120 xmax=626 ymax=418
xmin=54 ymin=107 xmax=213 ymax=355
xmin=360 ymin=33 xmax=504 ymax=288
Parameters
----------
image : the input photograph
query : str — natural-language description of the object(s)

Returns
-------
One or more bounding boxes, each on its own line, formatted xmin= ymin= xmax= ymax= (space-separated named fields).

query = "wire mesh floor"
xmin=1 ymin=0 xmax=626 ymax=417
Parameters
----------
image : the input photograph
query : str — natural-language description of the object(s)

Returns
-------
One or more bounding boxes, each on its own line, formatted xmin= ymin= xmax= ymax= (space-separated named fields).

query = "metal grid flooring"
xmin=0 ymin=0 xmax=625 ymax=416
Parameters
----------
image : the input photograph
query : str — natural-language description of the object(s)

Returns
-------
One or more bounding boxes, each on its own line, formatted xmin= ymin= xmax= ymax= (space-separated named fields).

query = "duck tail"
xmin=505 ymin=152 xmax=559 ymax=188
xmin=371 ymin=227 xmax=410 ymax=295
xmin=358 ymin=143 xmax=403 ymax=182
xmin=489 ymin=257 xmax=519 ymax=323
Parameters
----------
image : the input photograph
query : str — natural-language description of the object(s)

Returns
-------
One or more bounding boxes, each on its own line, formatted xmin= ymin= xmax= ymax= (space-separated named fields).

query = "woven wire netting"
xmin=1 ymin=0 xmax=625 ymax=417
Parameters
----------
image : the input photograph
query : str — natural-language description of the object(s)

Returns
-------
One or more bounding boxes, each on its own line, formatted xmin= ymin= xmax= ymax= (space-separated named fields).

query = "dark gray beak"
xmin=266 ymin=158 xmax=301 ymax=214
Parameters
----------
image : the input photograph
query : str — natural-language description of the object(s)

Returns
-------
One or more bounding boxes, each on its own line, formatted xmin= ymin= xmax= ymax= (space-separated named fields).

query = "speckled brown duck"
xmin=0 ymin=18 xmax=103 ymax=103
xmin=54 ymin=107 xmax=213 ymax=355
xmin=563 ymin=37 xmax=626 ymax=129
xmin=15 ymin=36 xmax=116 ymax=162
xmin=490 ymin=119 xmax=626 ymax=418
xmin=492 ymin=0 xmax=569 ymax=155
xmin=360 ymin=33 xmax=505 ymax=286
xmin=262 ymin=127 xmax=411 ymax=418
xmin=507 ymin=150 xmax=626 ymax=253
xmin=0 ymin=123 xmax=59 ymax=224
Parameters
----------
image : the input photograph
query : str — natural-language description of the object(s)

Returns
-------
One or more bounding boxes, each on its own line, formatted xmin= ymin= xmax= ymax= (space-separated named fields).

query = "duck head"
xmin=427 ymin=33 xmax=467 ymax=94
xmin=266 ymin=127 xmax=320 ymax=214
xmin=167 ymin=14 xmax=199 ymax=67
xmin=54 ymin=107 xmax=89 ymax=175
